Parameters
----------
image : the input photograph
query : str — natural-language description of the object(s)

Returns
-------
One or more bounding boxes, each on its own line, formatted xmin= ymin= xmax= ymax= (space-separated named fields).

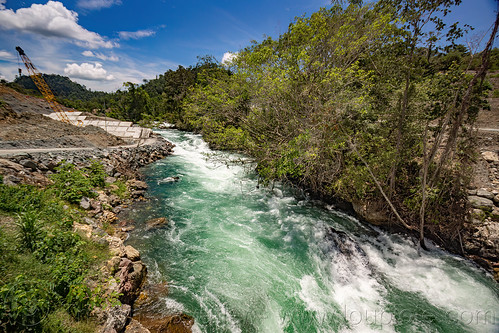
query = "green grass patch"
xmin=108 ymin=179 xmax=129 ymax=199
xmin=0 ymin=162 xmax=115 ymax=332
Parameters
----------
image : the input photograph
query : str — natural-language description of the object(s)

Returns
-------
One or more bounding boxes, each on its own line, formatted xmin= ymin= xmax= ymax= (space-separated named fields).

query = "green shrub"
xmin=50 ymin=163 xmax=97 ymax=204
xmin=65 ymin=284 xmax=101 ymax=321
xmin=0 ymin=275 xmax=54 ymax=331
xmin=110 ymin=180 xmax=129 ymax=199
xmin=85 ymin=161 xmax=107 ymax=188
xmin=34 ymin=229 xmax=84 ymax=263
xmin=50 ymin=254 xmax=86 ymax=299
xmin=15 ymin=210 xmax=44 ymax=253
xmin=0 ymin=184 xmax=45 ymax=212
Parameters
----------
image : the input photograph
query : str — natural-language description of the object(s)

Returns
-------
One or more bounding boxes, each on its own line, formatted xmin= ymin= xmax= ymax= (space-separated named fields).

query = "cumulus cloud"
xmin=0 ymin=50 xmax=15 ymax=60
xmin=222 ymin=52 xmax=237 ymax=65
xmin=0 ymin=1 xmax=116 ymax=49
xmin=0 ymin=0 xmax=6 ymax=10
xmin=118 ymin=29 xmax=155 ymax=40
xmin=77 ymin=0 xmax=121 ymax=10
xmin=64 ymin=62 xmax=114 ymax=81
xmin=82 ymin=50 xmax=119 ymax=61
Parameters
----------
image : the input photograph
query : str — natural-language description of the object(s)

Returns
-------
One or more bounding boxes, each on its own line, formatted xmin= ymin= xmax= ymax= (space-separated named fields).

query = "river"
xmin=126 ymin=129 xmax=499 ymax=333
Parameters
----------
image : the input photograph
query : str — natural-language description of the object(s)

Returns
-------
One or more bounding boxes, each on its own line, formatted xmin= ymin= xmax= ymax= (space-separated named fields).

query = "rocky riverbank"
xmin=0 ymin=135 xmax=175 ymax=333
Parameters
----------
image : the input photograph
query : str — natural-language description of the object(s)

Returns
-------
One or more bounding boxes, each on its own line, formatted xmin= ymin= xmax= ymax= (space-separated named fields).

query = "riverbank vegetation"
xmin=9 ymin=0 xmax=498 ymax=249
xmin=0 ymin=162 xmax=118 ymax=332
xmin=174 ymin=0 xmax=498 ymax=250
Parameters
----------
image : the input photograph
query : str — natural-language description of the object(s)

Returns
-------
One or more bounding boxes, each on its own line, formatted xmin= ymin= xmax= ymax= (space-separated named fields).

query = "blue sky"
xmin=0 ymin=0 xmax=496 ymax=92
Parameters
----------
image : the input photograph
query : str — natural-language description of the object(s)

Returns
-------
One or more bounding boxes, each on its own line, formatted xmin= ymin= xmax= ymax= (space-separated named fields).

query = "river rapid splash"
xmin=126 ymin=129 xmax=499 ymax=333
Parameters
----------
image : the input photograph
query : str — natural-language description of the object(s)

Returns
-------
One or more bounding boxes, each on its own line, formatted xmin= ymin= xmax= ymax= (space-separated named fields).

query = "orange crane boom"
xmin=15 ymin=46 xmax=80 ymax=126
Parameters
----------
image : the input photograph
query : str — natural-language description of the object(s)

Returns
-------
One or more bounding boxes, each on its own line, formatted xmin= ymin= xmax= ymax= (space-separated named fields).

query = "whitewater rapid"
xmin=126 ymin=129 xmax=498 ymax=333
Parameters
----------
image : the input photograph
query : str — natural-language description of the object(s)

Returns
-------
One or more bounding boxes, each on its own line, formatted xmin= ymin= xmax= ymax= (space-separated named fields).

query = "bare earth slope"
xmin=0 ymin=85 xmax=124 ymax=149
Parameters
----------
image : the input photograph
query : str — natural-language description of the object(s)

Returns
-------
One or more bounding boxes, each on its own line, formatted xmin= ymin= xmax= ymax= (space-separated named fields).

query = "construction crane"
xmin=15 ymin=46 xmax=81 ymax=126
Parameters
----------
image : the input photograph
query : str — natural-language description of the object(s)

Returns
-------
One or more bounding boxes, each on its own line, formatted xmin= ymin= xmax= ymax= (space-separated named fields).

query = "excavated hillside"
xmin=0 ymin=85 xmax=124 ymax=149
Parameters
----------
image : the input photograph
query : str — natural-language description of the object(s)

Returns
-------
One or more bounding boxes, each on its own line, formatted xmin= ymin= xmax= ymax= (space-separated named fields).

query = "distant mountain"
xmin=14 ymin=74 xmax=107 ymax=101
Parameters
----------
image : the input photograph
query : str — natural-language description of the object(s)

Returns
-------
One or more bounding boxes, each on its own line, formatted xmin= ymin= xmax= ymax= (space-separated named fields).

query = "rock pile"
xmin=464 ymin=150 xmax=499 ymax=280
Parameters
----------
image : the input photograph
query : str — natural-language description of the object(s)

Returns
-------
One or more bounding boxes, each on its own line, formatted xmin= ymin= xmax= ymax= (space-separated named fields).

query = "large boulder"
xmin=468 ymin=196 xmax=494 ymax=211
xmin=125 ymin=319 xmax=151 ymax=333
xmin=145 ymin=217 xmax=168 ymax=231
xmin=482 ymin=151 xmax=499 ymax=163
xmin=80 ymin=196 xmax=91 ymax=210
xmin=118 ymin=258 xmax=147 ymax=305
xmin=137 ymin=314 xmax=194 ymax=333
xmin=100 ymin=304 xmax=131 ymax=333
xmin=0 ymin=158 xmax=24 ymax=172
xmin=19 ymin=159 xmax=38 ymax=171
xmin=122 ymin=245 xmax=141 ymax=261
xmin=127 ymin=179 xmax=148 ymax=190
xmin=476 ymin=188 xmax=495 ymax=200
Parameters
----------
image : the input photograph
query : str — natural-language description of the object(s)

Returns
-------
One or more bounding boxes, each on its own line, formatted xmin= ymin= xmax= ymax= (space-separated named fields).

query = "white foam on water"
xmin=140 ymin=129 xmax=499 ymax=333
xmin=205 ymin=290 xmax=242 ymax=333
xmin=360 ymin=233 xmax=499 ymax=332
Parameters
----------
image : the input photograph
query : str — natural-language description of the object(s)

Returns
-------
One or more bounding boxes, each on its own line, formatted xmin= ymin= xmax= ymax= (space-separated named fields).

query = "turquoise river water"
xmin=126 ymin=129 xmax=499 ymax=333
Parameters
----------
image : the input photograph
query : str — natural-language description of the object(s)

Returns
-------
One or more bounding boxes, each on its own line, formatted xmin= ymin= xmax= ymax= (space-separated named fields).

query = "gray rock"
xmin=122 ymin=245 xmax=141 ymax=261
xmin=468 ymin=196 xmax=494 ymax=211
xmin=37 ymin=163 xmax=49 ymax=171
xmin=100 ymin=304 xmax=131 ymax=333
xmin=106 ymin=176 xmax=117 ymax=184
xmin=482 ymin=151 xmax=499 ymax=163
xmin=494 ymin=194 xmax=499 ymax=204
xmin=83 ymin=217 xmax=98 ymax=227
xmin=492 ymin=207 xmax=499 ymax=222
xmin=145 ymin=217 xmax=168 ymax=231
xmin=109 ymin=194 xmax=121 ymax=207
xmin=80 ymin=196 xmax=91 ymax=210
xmin=476 ymin=189 xmax=495 ymax=200
xmin=128 ymin=179 xmax=148 ymax=190
xmin=467 ymin=189 xmax=477 ymax=195
xmin=3 ymin=174 xmax=21 ymax=186
xmin=131 ymin=190 xmax=146 ymax=198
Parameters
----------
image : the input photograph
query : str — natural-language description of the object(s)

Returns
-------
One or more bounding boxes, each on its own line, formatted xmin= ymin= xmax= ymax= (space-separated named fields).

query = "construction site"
xmin=0 ymin=47 xmax=154 ymax=155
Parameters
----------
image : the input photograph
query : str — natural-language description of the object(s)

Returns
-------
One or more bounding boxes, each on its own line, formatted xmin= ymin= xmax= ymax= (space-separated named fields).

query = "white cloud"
xmin=64 ymin=62 xmax=114 ymax=81
xmin=0 ymin=1 xmax=116 ymax=49
xmin=0 ymin=49 xmax=15 ymax=60
xmin=118 ymin=29 xmax=155 ymax=40
xmin=222 ymin=52 xmax=237 ymax=65
xmin=82 ymin=50 xmax=119 ymax=61
xmin=82 ymin=50 xmax=94 ymax=57
xmin=77 ymin=0 xmax=122 ymax=10
xmin=0 ymin=0 xmax=6 ymax=10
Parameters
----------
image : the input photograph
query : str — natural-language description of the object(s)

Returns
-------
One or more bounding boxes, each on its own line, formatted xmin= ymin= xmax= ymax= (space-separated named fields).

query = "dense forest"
xmin=11 ymin=0 xmax=498 ymax=249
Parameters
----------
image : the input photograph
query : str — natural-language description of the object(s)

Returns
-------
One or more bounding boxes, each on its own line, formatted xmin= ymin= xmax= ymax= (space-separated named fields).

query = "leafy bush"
xmin=0 ymin=275 xmax=54 ymax=331
xmin=50 ymin=163 xmax=97 ymax=204
xmin=0 ymin=184 xmax=45 ymax=212
xmin=50 ymin=254 xmax=87 ymax=299
xmin=34 ymin=229 xmax=84 ymax=262
xmin=109 ymin=180 xmax=129 ymax=199
xmin=85 ymin=161 xmax=107 ymax=188
xmin=65 ymin=284 xmax=101 ymax=320
xmin=15 ymin=210 xmax=44 ymax=253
